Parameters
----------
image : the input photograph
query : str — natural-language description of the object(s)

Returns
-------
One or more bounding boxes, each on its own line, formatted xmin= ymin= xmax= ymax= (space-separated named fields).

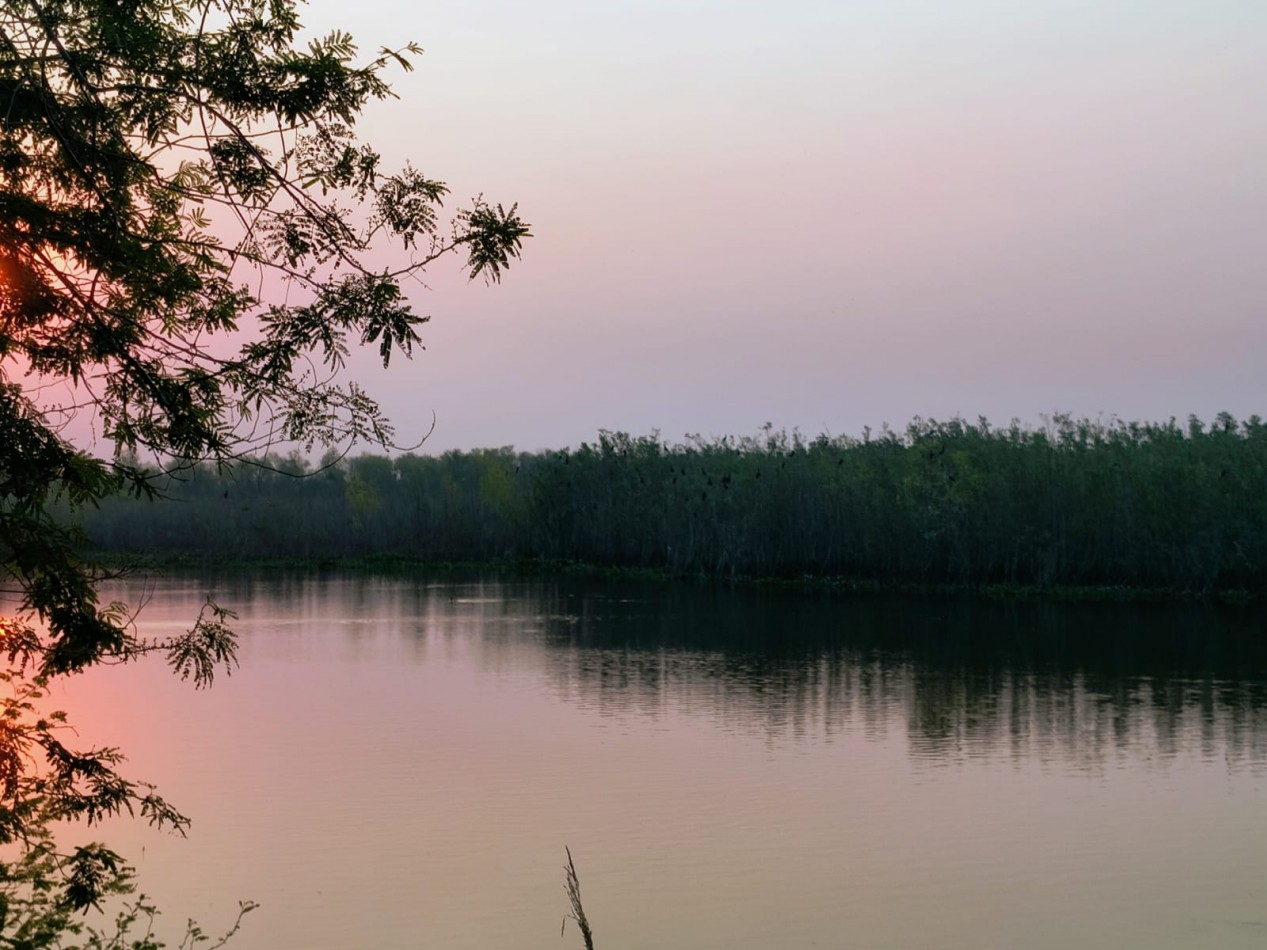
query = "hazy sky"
xmin=304 ymin=0 xmax=1263 ymax=452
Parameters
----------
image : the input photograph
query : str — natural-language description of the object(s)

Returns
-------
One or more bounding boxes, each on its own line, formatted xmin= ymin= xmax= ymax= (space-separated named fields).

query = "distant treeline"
xmin=80 ymin=414 xmax=1267 ymax=592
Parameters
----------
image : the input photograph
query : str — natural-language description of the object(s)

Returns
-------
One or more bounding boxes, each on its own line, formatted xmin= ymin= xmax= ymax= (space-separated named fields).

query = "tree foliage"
xmin=0 ymin=0 xmax=528 ymax=936
xmin=82 ymin=414 xmax=1267 ymax=595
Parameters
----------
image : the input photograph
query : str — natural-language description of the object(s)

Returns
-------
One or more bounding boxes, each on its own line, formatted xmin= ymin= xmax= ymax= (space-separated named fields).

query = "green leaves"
xmin=208 ymin=138 xmax=274 ymax=201
xmin=458 ymin=199 xmax=532 ymax=284
xmin=294 ymin=124 xmax=380 ymax=196
xmin=372 ymin=165 xmax=447 ymax=247
xmin=1 ymin=3 xmax=528 ymax=938
xmin=2 ymin=0 xmax=528 ymax=475
xmin=166 ymin=599 xmax=239 ymax=689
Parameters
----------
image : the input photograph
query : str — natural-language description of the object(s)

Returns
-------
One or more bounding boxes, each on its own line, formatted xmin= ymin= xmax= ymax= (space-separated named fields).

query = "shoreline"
xmin=84 ymin=551 xmax=1264 ymax=606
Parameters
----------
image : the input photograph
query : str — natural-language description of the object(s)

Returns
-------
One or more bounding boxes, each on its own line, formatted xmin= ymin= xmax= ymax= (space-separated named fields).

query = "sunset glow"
xmin=4 ymin=3 xmax=1266 ymax=945
xmin=288 ymin=0 xmax=1265 ymax=451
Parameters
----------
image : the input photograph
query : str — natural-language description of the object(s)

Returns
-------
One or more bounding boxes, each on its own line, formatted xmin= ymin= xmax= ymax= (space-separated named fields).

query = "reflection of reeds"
xmin=563 ymin=847 xmax=595 ymax=950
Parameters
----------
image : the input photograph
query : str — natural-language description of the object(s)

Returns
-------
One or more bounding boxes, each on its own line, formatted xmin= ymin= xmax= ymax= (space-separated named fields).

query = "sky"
xmin=216 ymin=1 xmax=1267 ymax=451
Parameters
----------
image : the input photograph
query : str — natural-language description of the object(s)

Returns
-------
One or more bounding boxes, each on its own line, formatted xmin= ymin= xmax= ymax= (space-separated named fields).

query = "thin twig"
xmin=563 ymin=846 xmax=595 ymax=950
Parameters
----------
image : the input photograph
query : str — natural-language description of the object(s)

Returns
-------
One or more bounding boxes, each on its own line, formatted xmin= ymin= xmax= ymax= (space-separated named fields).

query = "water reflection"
xmin=513 ymin=582 xmax=1267 ymax=770
xmin=53 ymin=573 xmax=1267 ymax=950
xmin=139 ymin=573 xmax=1267 ymax=770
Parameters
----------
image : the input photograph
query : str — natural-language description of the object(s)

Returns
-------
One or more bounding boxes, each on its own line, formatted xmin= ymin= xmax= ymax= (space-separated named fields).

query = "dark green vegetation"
xmin=1 ymin=0 xmax=526 ymax=942
xmin=84 ymin=413 xmax=1267 ymax=597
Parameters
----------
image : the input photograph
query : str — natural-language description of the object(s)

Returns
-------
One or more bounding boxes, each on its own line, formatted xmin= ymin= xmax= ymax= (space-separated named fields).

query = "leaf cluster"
xmin=2 ymin=0 xmax=528 ymax=471
xmin=0 ymin=0 xmax=529 ymax=702
xmin=2 ymin=0 xmax=528 ymax=940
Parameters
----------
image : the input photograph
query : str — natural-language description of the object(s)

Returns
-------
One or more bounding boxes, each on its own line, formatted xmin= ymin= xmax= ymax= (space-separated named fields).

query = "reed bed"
xmin=79 ymin=414 xmax=1267 ymax=594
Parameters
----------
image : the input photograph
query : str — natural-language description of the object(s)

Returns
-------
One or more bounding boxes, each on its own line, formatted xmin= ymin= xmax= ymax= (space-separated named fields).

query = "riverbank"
xmin=75 ymin=415 xmax=1267 ymax=600
xmin=86 ymin=551 xmax=1264 ymax=605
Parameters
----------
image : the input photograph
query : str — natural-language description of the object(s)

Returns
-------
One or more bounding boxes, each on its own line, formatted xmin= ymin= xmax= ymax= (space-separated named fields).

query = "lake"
xmin=46 ymin=574 xmax=1267 ymax=948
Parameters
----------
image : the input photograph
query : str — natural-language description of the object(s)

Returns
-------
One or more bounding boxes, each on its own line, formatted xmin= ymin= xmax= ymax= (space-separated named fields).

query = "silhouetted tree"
xmin=0 ymin=0 xmax=528 ymax=939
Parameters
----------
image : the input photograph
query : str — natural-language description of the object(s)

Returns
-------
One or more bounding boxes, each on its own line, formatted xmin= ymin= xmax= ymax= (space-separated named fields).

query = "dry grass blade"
xmin=563 ymin=846 xmax=595 ymax=950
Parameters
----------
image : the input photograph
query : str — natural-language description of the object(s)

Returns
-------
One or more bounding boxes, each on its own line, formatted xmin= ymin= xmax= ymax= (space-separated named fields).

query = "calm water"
xmin=44 ymin=575 xmax=1267 ymax=949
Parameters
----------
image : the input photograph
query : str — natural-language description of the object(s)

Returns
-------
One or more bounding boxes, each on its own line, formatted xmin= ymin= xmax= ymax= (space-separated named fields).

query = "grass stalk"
xmin=563 ymin=847 xmax=595 ymax=950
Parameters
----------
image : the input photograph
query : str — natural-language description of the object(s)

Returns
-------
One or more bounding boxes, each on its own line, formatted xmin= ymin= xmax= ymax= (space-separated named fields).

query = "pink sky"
xmin=23 ymin=0 xmax=1267 ymax=455
xmin=333 ymin=0 xmax=1264 ymax=454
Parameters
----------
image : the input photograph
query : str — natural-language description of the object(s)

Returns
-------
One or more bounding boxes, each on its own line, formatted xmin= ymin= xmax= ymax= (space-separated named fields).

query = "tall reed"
xmin=78 ymin=414 xmax=1267 ymax=593
xmin=563 ymin=847 xmax=595 ymax=950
